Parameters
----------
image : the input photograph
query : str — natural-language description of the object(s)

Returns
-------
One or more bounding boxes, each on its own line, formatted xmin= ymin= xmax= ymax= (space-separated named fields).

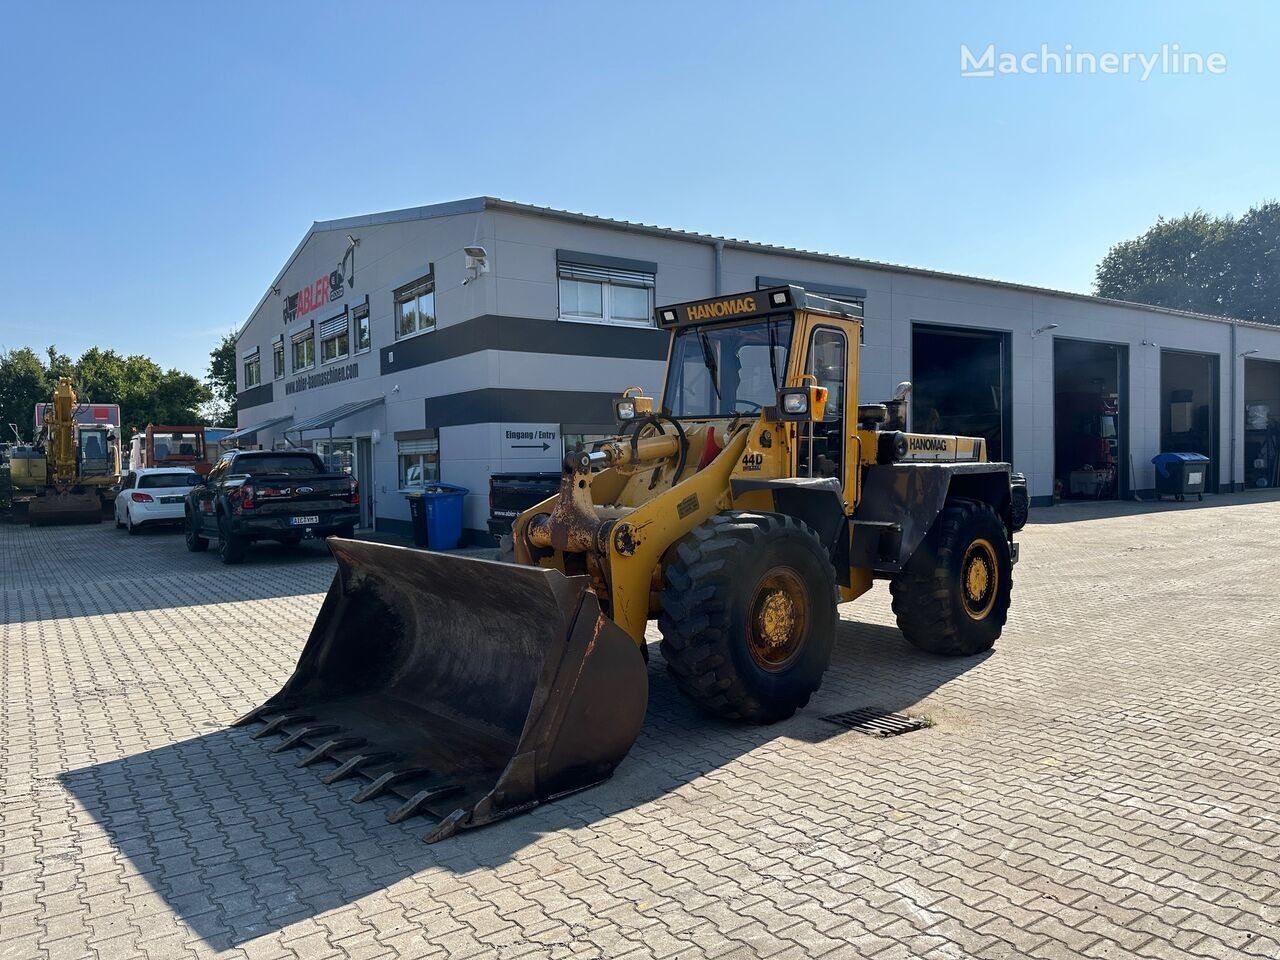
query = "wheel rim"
xmin=961 ymin=538 xmax=999 ymax=621
xmin=747 ymin=566 xmax=809 ymax=672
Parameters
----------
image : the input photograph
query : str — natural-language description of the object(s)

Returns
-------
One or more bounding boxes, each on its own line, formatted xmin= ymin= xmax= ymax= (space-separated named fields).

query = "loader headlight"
xmin=614 ymin=399 xmax=637 ymax=421
xmin=781 ymin=392 xmax=808 ymax=415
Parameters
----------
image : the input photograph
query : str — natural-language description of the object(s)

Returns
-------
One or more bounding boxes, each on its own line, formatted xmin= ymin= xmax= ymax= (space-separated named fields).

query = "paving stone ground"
xmin=2 ymin=494 xmax=1279 ymax=960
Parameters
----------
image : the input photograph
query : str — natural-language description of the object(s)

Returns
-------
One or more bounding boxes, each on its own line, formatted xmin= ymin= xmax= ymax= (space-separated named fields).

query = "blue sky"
xmin=1 ymin=1 xmax=1274 ymax=376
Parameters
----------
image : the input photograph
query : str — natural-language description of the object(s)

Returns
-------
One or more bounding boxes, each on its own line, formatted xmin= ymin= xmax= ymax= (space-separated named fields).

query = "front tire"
xmin=659 ymin=512 xmax=837 ymax=723
xmin=890 ymin=498 xmax=1011 ymax=656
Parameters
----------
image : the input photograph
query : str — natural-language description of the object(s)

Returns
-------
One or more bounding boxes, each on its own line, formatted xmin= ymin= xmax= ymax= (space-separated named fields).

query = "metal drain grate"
xmin=821 ymin=708 xmax=928 ymax=737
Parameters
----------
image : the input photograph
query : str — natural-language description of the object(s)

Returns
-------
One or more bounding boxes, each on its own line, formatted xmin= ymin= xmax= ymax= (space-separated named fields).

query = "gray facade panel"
xmin=380 ymin=314 xmax=668 ymax=375
xmin=424 ymin=388 xmax=619 ymax=428
xmin=237 ymin=382 xmax=274 ymax=410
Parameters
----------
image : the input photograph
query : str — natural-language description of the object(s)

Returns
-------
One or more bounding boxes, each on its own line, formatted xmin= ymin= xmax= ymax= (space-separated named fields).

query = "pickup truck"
xmin=488 ymin=471 xmax=559 ymax=538
xmin=184 ymin=449 xmax=360 ymax=564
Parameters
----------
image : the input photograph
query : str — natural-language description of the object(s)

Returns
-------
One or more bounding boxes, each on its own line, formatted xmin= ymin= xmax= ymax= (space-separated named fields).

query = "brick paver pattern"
xmin=2 ymin=495 xmax=1279 ymax=959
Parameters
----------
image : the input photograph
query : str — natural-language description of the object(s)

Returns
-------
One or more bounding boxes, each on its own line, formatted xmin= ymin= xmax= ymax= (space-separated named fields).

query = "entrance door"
xmin=356 ymin=437 xmax=374 ymax=528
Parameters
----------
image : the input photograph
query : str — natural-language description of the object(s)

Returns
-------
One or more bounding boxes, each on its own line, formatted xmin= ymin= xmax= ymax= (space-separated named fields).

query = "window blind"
xmin=558 ymin=261 xmax=655 ymax=287
xmin=319 ymin=314 xmax=347 ymax=339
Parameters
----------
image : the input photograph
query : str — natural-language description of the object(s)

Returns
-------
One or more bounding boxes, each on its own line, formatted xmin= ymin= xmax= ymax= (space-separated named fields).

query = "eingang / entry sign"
xmin=502 ymin=423 xmax=558 ymax=457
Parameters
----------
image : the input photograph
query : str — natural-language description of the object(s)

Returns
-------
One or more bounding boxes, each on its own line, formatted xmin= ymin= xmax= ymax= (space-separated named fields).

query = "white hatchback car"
xmin=115 ymin=467 xmax=202 ymax=534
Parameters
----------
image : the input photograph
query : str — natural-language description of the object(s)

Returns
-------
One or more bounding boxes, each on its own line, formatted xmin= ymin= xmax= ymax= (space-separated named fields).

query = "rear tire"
xmin=890 ymin=498 xmax=1011 ymax=657
xmin=126 ymin=510 xmax=140 ymax=535
xmin=659 ymin=512 xmax=837 ymax=723
xmin=218 ymin=514 xmax=247 ymax=565
xmin=185 ymin=511 xmax=208 ymax=552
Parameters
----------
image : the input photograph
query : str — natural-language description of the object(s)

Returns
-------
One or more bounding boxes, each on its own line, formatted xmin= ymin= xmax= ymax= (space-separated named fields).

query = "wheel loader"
xmin=237 ymin=286 xmax=1025 ymax=842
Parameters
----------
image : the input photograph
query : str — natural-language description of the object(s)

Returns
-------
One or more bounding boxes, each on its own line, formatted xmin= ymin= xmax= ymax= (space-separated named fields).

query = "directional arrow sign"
xmin=501 ymin=424 xmax=559 ymax=458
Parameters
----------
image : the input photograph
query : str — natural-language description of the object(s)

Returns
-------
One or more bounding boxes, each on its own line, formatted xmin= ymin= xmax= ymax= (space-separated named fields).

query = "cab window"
xmin=801 ymin=327 xmax=848 ymax=482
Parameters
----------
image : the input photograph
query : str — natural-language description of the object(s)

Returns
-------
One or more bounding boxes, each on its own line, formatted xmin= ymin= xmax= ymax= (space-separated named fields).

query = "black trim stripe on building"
xmin=756 ymin=275 xmax=867 ymax=300
xmin=424 ymin=389 xmax=619 ymax=428
xmin=382 ymin=314 xmax=668 ymax=375
xmin=237 ymin=382 xmax=274 ymax=410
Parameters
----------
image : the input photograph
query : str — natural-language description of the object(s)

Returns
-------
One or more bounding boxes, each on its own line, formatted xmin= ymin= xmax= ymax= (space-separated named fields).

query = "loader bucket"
xmin=234 ymin=539 xmax=648 ymax=842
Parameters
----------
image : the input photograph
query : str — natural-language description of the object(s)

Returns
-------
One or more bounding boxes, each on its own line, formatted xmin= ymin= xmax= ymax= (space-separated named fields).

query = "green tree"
xmin=0 ymin=347 xmax=50 ymax=440
xmin=1095 ymin=201 xmax=1280 ymax=324
xmin=207 ymin=331 xmax=238 ymax=425
xmin=45 ymin=345 xmax=74 ymax=383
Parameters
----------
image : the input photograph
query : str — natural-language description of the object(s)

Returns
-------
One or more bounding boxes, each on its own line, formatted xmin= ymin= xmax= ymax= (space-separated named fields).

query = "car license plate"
xmin=160 ymin=496 xmax=183 ymax=504
xmin=290 ymin=515 xmax=320 ymax=526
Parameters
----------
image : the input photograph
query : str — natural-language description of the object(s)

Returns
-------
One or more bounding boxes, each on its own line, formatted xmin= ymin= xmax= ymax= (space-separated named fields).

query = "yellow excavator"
xmin=237 ymin=286 xmax=1026 ymax=841
xmin=19 ymin=378 xmax=120 ymax=525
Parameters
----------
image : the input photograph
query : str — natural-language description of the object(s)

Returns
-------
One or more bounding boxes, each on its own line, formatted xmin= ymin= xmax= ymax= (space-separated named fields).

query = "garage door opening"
xmin=1054 ymin=339 xmax=1128 ymax=500
xmin=1244 ymin=358 xmax=1280 ymax=489
xmin=1160 ymin=350 xmax=1219 ymax=493
xmin=912 ymin=325 xmax=1012 ymax=464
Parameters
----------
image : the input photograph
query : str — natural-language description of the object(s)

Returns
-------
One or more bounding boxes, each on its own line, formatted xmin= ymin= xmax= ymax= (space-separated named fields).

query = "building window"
xmin=272 ymin=338 xmax=285 ymax=379
xmin=353 ymin=302 xmax=371 ymax=353
xmin=243 ymin=350 xmax=261 ymax=388
xmin=558 ymin=258 xmax=655 ymax=326
xmin=291 ymin=327 xmax=315 ymax=371
xmin=395 ymin=273 xmax=435 ymax=339
xmin=319 ymin=313 xmax=349 ymax=364
xmin=398 ymin=434 xmax=439 ymax=488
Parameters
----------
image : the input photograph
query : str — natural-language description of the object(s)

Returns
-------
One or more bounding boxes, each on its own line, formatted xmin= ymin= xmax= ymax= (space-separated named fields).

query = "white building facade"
xmin=232 ymin=197 xmax=1280 ymax=541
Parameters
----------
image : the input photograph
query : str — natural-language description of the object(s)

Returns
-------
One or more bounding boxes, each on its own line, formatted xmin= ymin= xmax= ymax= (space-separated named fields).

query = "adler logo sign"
xmin=283 ymin=270 xmax=345 ymax=323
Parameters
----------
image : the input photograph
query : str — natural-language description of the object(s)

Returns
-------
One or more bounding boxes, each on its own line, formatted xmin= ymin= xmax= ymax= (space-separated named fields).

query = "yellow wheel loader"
xmin=238 ymin=286 xmax=1026 ymax=841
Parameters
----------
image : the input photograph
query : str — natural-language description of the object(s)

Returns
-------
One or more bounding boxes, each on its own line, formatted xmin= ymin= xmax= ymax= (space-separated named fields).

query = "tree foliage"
xmin=1095 ymin=201 xmax=1280 ymax=324
xmin=0 ymin=345 xmax=214 ymax=441
xmin=207 ymin=331 xmax=238 ymax=425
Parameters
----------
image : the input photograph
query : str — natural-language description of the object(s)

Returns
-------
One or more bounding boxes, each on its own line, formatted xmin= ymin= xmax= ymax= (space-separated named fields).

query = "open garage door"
xmin=1054 ymin=339 xmax=1128 ymax=500
xmin=1161 ymin=350 xmax=1219 ymax=493
xmin=912 ymin=325 xmax=1012 ymax=464
xmin=1244 ymin=358 xmax=1280 ymax=489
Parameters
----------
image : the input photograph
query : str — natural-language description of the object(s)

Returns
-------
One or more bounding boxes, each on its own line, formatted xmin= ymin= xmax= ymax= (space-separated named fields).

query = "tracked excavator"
xmin=237 ymin=287 xmax=1026 ymax=841
xmin=21 ymin=378 xmax=120 ymax=525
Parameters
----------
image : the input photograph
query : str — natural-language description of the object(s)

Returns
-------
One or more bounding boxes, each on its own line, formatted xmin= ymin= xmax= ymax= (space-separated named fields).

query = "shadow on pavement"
xmin=60 ymin=619 xmax=982 ymax=950
xmin=1027 ymin=488 xmax=1280 ymax=525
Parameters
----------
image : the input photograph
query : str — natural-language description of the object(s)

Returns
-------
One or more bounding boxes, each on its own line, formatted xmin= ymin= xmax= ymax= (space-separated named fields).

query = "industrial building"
xmin=231 ymin=197 xmax=1280 ymax=541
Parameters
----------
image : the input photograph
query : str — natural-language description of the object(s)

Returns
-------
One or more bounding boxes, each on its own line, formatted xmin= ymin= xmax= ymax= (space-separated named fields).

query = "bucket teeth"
xmin=249 ymin=714 xmax=313 ymax=739
xmin=386 ymin=785 xmax=463 ymax=824
xmin=295 ymin=737 xmax=368 ymax=768
xmin=351 ymin=767 xmax=433 ymax=803
xmin=270 ymin=724 xmax=341 ymax=753
xmin=321 ymin=752 xmax=397 ymax=785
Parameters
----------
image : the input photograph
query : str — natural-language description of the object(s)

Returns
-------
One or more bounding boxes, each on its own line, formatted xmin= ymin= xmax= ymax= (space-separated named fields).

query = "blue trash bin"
xmin=1151 ymin=452 xmax=1210 ymax=502
xmin=421 ymin=483 xmax=469 ymax=549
